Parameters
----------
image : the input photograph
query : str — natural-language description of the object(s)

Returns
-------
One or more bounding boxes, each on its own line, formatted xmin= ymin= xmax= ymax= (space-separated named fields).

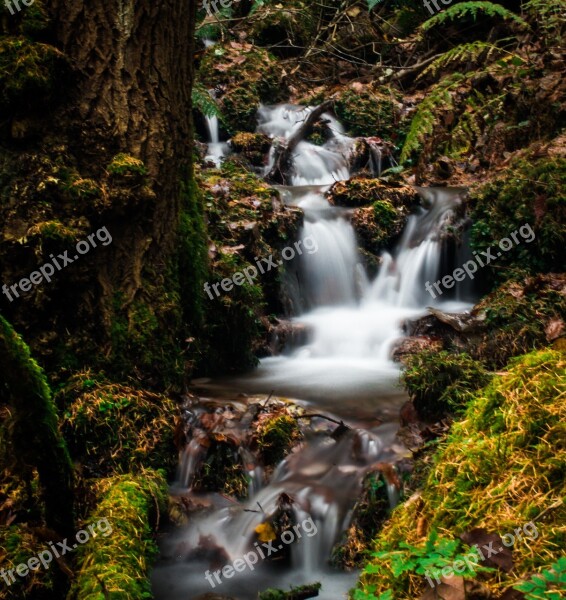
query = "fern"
xmin=524 ymin=0 xmax=566 ymax=43
xmin=367 ymin=0 xmax=383 ymax=10
xmin=420 ymin=2 xmax=528 ymax=32
xmin=191 ymin=83 xmax=222 ymax=119
xmin=400 ymin=73 xmax=465 ymax=163
xmin=419 ymin=41 xmax=505 ymax=79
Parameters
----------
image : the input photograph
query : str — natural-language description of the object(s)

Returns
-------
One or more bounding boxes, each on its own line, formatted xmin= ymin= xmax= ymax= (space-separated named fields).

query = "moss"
xmin=255 ymin=413 xmax=301 ymax=467
xmin=69 ymin=469 xmax=168 ymax=600
xmin=59 ymin=372 xmax=178 ymax=478
xmin=334 ymin=88 xmax=401 ymax=141
xmin=250 ymin=1 xmax=316 ymax=57
xmin=26 ymin=220 xmax=80 ymax=242
xmin=259 ymin=583 xmax=322 ymax=599
xmin=193 ymin=440 xmax=249 ymax=498
xmin=0 ymin=525 xmax=58 ymax=599
xmin=230 ymin=132 xmax=271 ymax=166
xmin=108 ymin=293 xmax=185 ymax=389
xmin=328 ymin=178 xmax=418 ymax=209
xmin=0 ymin=37 xmax=65 ymax=116
xmin=356 ymin=349 xmax=566 ymax=599
xmin=470 ymin=156 xmax=566 ymax=283
xmin=0 ymin=315 xmax=74 ymax=536
xmin=402 ymin=350 xmax=492 ymax=420
xmin=221 ymin=86 xmax=262 ymax=134
xmin=107 ymin=153 xmax=148 ymax=178
xmin=471 ymin=274 xmax=566 ymax=369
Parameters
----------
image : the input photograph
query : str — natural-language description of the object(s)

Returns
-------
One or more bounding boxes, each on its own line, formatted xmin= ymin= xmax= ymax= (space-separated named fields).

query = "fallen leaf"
xmin=545 ymin=319 xmax=564 ymax=341
xmin=460 ymin=528 xmax=513 ymax=572
xmin=255 ymin=521 xmax=277 ymax=542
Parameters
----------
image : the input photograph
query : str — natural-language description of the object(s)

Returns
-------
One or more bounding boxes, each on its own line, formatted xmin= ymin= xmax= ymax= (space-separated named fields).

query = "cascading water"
xmin=152 ymin=104 xmax=473 ymax=599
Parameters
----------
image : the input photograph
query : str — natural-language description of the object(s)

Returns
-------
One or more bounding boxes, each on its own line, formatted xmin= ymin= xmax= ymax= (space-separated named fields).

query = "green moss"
xmin=259 ymin=583 xmax=322 ymax=599
xmin=193 ymin=440 xmax=249 ymax=498
xmin=470 ymin=156 xmax=566 ymax=283
xmin=107 ymin=153 xmax=148 ymax=178
xmin=372 ymin=200 xmax=398 ymax=228
xmin=0 ymin=37 xmax=64 ymax=115
xmin=471 ymin=274 xmax=566 ymax=369
xmin=60 ymin=373 xmax=178 ymax=477
xmin=27 ymin=220 xmax=80 ymax=242
xmin=402 ymin=350 xmax=492 ymax=419
xmin=357 ymin=349 xmax=566 ymax=599
xmin=0 ymin=316 xmax=74 ymax=535
xmin=221 ymin=86 xmax=261 ymax=134
xmin=334 ymin=89 xmax=401 ymax=141
xmin=256 ymin=414 xmax=301 ymax=466
xmin=69 ymin=470 xmax=168 ymax=600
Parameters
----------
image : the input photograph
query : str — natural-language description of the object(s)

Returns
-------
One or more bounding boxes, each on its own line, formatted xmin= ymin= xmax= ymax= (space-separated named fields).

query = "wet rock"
xmin=230 ymin=132 xmax=271 ymax=167
xmin=327 ymin=177 xmax=420 ymax=210
xmin=391 ymin=336 xmax=444 ymax=365
xmin=269 ymin=319 xmax=312 ymax=355
xmin=351 ymin=202 xmax=406 ymax=255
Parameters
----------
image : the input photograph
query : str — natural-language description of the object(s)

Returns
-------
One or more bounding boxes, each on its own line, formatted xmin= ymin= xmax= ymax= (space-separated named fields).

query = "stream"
xmin=152 ymin=104 xmax=474 ymax=599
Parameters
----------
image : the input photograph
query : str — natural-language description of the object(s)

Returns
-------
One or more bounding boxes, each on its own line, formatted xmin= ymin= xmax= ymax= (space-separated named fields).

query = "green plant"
xmin=192 ymin=82 xmax=222 ymax=119
xmin=402 ymin=350 xmax=491 ymax=419
xmin=419 ymin=2 xmax=528 ymax=32
xmin=514 ymin=557 xmax=566 ymax=600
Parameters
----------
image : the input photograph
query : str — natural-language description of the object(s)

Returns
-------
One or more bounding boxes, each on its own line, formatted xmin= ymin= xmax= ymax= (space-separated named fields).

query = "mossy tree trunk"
xmin=0 ymin=0 xmax=205 ymax=386
xmin=0 ymin=315 xmax=74 ymax=536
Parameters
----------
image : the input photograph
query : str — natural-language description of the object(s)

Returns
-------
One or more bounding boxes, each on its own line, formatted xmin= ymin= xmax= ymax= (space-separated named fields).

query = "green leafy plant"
xmin=359 ymin=530 xmax=492 ymax=598
xmin=192 ymin=82 xmax=222 ymax=119
xmin=419 ymin=1 xmax=528 ymax=32
xmin=514 ymin=556 xmax=566 ymax=600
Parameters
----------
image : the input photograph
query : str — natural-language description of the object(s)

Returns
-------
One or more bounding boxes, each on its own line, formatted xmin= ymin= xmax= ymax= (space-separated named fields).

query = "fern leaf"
xmin=192 ymin=83 xmax=222 ymax=119
xmin=400 ymin=74 xmax=465 ymax=163
xmin=419 ymin=41 xmax=504 ymax=79
xmin=420 ymin=2 xmax=528 ymax=32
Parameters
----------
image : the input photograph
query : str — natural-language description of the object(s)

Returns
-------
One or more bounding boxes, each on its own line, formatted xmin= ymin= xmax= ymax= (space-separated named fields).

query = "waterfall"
xmin=152 ymin=104 xmax=473 ymax=600
xmin=204 ymin=114 xmax=230 ymax=167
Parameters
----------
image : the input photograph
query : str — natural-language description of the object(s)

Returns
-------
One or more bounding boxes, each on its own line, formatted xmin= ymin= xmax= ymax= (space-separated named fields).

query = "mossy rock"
xmin=334 ymin=88 xmax=402 ymax=141
xmin=69 ymin=470 xmax=168 ymax=600
xmin=357 ymin=349 xmax=566 ymax=599
xmin=255 ymin=413 xmax=301 ymax=467
xmin=60 ymin=372 xmax=178 ymax=477
xmin=469 ymin=155 xmax=566 ymax=283
xmin=198 ymin=43 xmax=284 ymax=132
xmin=470 ymin=273 xmax=566 ymax=369
xmin=401 ymin=350 xmax=492 ymax=420
xmin=327 ymin=177 xmax=419 ymax=209
xmin=351 ymin=200 xmax=405 ymax=254
xmin=192 ymin=439 xmax=249 ymax=498
xmin=250 ymin=2 xmax=316 ymax=58
xmin=230 ymin=132 xmax=271 ymax=167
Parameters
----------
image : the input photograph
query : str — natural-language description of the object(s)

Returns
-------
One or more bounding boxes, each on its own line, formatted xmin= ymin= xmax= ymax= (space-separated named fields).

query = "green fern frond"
xmin=420 ymin=2 xmax=528 ymax=32
xmin=419 ymin=41 xmax=505 ymax=79
xmin=524 ymin=0 xmax=566 ymax=42
xmin=192 ymin=83 xmax=222 ymax=119
xmin=400 ymin=74 xmax=465 ymax=163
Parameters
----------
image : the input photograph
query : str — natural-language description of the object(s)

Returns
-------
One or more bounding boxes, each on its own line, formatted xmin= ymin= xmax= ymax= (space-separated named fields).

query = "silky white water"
xmin=152 ymin=104 xmax=472 ymax=599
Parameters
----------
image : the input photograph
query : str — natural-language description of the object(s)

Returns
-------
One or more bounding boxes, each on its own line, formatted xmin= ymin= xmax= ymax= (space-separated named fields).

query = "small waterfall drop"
xmin=153 ymin=103 xmax=473 ymax=600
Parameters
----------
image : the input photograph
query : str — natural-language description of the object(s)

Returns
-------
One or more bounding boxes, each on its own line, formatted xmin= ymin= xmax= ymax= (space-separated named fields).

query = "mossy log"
xmin=0 ymin=315 xmax=74 ymax=536
xmin=68 ymin=469 xmax=168 ymax=600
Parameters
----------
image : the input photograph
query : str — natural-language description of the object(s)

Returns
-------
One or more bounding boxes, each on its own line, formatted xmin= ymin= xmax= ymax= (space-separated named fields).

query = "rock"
xmin=230 ymin=132 xmax=271 ymax=167
xmin=327 ymin=176 xmax=420 ymax=210
xmin=391 ymin=336 xmax=444 ymax=365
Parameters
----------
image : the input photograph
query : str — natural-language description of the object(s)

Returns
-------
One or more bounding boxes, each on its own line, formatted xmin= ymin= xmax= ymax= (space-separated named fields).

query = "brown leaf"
xmin=420 ymin=575 xmax=466 ymax=600
xmin=460 ymin=528 xmax=514 ymax=572
xmin=545 ymin=319 xmax=564 ymax=341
